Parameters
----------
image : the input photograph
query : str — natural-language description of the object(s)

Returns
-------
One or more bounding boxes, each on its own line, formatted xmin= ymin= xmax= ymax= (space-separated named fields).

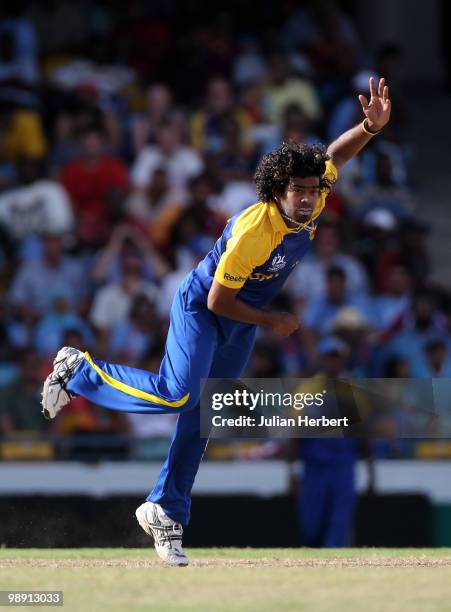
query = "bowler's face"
xmin=277 ymin=176 xmax=321 ymax=223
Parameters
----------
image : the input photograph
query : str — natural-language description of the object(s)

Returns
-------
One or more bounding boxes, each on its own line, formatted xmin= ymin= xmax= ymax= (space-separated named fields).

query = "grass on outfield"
xmin=1 ymin=548 xmax=451 ymax=612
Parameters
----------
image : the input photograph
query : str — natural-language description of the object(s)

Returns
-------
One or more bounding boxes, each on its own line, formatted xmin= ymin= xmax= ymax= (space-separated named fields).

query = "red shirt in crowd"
xmin=61 ymin=157 xmax=128 ymax=246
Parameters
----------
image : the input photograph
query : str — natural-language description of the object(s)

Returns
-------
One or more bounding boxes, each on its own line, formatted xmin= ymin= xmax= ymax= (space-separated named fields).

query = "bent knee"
xmin=161 ymin=391 xmax=199 ymax=414
xmin=174 ymin=392 xmax=200 ymax=413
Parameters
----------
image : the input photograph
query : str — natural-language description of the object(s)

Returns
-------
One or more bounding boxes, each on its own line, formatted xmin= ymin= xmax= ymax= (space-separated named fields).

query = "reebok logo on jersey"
xmin=224 ymin=272 xmax=247 ymax=283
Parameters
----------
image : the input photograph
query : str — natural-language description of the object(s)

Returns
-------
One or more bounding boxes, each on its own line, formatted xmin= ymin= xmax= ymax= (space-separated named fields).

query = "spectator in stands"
xmin=153 ymin=171 xmax=225 ymax=317
xmin=132 ymin=118 xmax=203 ymax=191
xmin=376 ymin=44 xmax=404 ymax=94
xmin=328 ymin=306 xmax=374 ymax=376
xmin=190 ymin=76 xmax=250 ymax=154
xmin=89 ymin=231 xmax=160 ymax=354
xmin=327 ymin=70 xmax=377 ymax=142
xmin=396 ymin=219 xmax=430 ymax=289
xmin=33 ymin=291 xmax=93 ymax=358
xmin=0 ymin=10 xmax=38 ymax=85
xmin=352 ymin=208 xmax=399 ymax=291
xmin=0 ymin=348 xmax=50 ymax=433
xmin=0 ymin=158 xmax=74 ymax=246
xmin=384 ymin=292 xmax=450 ymax=376
xmin=413 ymin=338 xmax=451 ymax=378
xmin=232 ymin=36 xmax=267 ymax=87
xmin=49 ymin=81 xmax=123 ymax=173
xmin=337 ymin=142 xmax=409 ymax=239
xmin=375 ymin=43 xmax=408 ymax=137
xmin=265 ymin=52 xmax=321 ymax=125
xmin=280 ymin=0 xmax=361 ymax=60
xmin=125 ymin=167 xmax=186 ymax=247
xmin=169 ymin=173 xmax=226 ymax=269
xmin=373 ymin=261 xmax=412 ymax=333
xmin=131 ymin=84 xmax=174 ymax=156
xmin=288 ymin=222 xmax=369 ymax=304
xmin=156 ymin=251 xmax=204 ymax=323
xmin=344 ymin=151 xmax=414 ymax=221
xmin=207 ymin=112 xmax=256 ymax=183
xmin=370 ymin=356 xmax=419 ymax=455
xmin=8 ymin=230 xmax=87 ymax=335
xmin=61 ymin=125 xmax=129 ymax=248
xmin=239 ymin=80 xmax=268 ymax=128
xmin=259 ymin=103 xmax=319 ymax=157
xmin=244 ymin=339 xmax=283 ymax=377
xmin=303 ymin=3 xmax=359 ymax=109
xmin=385 ymin=355 xmax=411 ymax=378
xmin=302 ymin=266 xmax=373 ymax=341
xmin=91 ymin=223 xmax=168 ymax=286
xmin=109 ymin=293 xmax=163 ymax=366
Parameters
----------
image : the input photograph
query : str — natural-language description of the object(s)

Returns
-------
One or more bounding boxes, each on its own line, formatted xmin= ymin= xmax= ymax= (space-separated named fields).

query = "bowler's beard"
xmin=290 ymin=205 xmax=314 ymax=224
xmin=295 ymin=210 xmax=313 ymax=223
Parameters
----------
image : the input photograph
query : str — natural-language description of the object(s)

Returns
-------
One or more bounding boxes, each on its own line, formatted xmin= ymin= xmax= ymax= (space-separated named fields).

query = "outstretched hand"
xmin=358 ymin=77 xmax=391 ymax=132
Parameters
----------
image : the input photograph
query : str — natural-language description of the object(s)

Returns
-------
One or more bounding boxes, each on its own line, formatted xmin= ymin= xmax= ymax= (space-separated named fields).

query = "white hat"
xmin=330 ymin=307 xmax=370 ymax=332
xmin=364 ymin=208 xmax=397 ymax=231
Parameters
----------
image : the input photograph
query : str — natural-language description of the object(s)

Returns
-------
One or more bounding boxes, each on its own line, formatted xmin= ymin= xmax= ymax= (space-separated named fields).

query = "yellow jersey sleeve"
xmin=214 ymin=206 xmax=275 ymax=289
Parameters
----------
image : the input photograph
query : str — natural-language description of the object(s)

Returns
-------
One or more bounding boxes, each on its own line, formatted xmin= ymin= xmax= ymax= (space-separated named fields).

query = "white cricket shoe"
xmin=41 ymin=346 xmax=84 ymax=419
xmin=135 ymin=501 xmax=189 ymax=567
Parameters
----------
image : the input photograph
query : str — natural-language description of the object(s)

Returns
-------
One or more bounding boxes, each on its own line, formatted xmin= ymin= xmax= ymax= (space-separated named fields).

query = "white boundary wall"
xmin=0 ymin=460 xmax=451 ymax=502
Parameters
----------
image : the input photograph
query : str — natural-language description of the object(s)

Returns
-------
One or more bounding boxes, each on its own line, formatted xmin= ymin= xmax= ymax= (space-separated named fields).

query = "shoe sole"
xmin=135 ymin=505 xmax=188 ymax=567
xmin=41 ymin=375 xmax=52 ymax=419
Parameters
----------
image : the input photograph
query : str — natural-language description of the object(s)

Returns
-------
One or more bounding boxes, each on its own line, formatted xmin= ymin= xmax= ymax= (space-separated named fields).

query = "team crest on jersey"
xmin=268 ymin=254 xmax=286 ymax=273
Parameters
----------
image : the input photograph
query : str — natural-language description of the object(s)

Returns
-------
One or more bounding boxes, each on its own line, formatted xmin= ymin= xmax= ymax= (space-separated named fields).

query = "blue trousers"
xmin=67 ymin=272 xmax=257 ymax=524
xmin=297 ymin=463 xmax=356 ymax=547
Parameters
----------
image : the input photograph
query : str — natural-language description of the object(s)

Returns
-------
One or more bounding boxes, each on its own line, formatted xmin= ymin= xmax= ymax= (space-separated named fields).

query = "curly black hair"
xmin=254 ymin=142 xmax=334 ymax=203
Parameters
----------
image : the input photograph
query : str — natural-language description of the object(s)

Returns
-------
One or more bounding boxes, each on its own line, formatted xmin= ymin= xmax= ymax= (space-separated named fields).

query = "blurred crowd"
xmin=0 ymin=1 xmax=450 ymax=454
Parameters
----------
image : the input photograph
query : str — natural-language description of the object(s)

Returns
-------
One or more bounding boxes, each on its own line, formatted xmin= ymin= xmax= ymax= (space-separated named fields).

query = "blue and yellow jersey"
xmin=194 ymin=160 xmax=338 ymax=308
